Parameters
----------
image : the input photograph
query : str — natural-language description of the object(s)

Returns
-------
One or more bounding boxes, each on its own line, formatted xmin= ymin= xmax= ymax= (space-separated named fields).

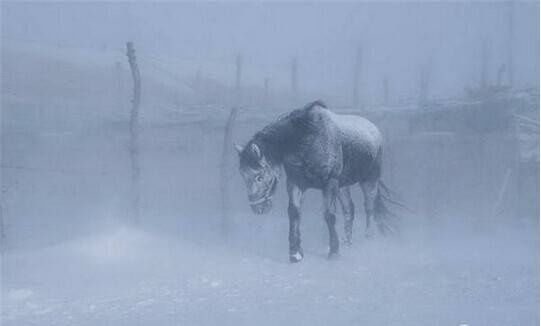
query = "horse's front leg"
xmin=287 ymin=180 xmax=304 ymax=263
xmin=323 ymin=179 xmax=340 ymax=258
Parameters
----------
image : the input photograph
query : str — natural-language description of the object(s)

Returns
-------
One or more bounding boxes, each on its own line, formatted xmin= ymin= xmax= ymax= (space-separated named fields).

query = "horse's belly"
xmin=339 ymin=147 xmax=376 ymax=185
xmin=284 ymin=163 xmax=328 ymax=189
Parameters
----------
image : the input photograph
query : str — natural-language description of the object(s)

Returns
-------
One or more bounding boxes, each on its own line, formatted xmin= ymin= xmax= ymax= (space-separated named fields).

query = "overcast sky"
xmin=2 ymin=1 xmax=539 ymax=103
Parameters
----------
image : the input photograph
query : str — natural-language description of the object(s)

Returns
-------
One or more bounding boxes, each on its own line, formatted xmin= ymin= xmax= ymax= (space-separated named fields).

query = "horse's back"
xmin=325 ymin=111 xmax=381 ymax=154
xmin=284 ymin=104 xmax=383 ymax=187
xmin=325 ymin=110 xmax=383 ymax=184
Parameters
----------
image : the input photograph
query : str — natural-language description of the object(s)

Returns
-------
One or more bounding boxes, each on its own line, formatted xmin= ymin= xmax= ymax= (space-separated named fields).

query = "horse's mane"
xmin=305 ymin=99 xmax=327 ymax=110
xmin=241 ymin=100 xmax=327 ymax=168
xmin=257 ymin=100 xmax=327 ymax=139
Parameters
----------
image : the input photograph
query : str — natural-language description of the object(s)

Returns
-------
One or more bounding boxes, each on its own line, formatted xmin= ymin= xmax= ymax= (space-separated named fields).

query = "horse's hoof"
xmin=327 ymin=251 xmax=340 ymax=260
xmin=365 ymin=229 xmax=375 ymax=239
xmin=378 ymin=222 xmax=396 ymax=236
xmin=341 ymin=237 xmax=352 ymax=247
xmin=289 ymin=252 xmax=303 ymax=263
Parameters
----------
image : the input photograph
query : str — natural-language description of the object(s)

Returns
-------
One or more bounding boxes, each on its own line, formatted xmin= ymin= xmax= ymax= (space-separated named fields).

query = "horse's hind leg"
xmin=361 ymin=180 xmax=392 ymax=237
xmin=323 ymin=179 xmax=340 ymax=258
xmin=338 ymin=187 xmax=355 ymax=246
xmin=361 ymin=180 xmax=378 ymax=238
xmin=287 ymin=180 xmax=305 ymax=263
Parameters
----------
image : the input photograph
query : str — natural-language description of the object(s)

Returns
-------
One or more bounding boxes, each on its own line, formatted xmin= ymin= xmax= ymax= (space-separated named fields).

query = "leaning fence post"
xmin=352 ymin=45 xmax=362 ymax=111
xmin=220 ymin=107 xmax=239 ymax=237
xmin=0 ymin=194 xmax=5 ymax=248
xmin=126 ymin=41 xmax=141 ymax=225
xmin=235 ymin=54 xmax=242 ymax=106
xmin=383 ymin=76 xmax=389 ymax=106
xmin=507 ymin=0 xmax=514 ymax=88
xmin=263 ymin=77 xmax=270 ymax=108
xmin=291 ymin=57 xmax=298 ymax=105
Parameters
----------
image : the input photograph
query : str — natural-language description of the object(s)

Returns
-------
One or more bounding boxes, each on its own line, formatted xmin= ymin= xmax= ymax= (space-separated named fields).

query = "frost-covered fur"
xmin=238 ymin=100 xmax=393 ymax=262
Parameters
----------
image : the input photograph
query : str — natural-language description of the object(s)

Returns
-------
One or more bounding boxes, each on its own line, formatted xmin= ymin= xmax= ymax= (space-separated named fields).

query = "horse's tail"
xmin=378 ymin=181 xmax=410 ymax=211
xmin=374 ymin=180 xmax=408 ymax=235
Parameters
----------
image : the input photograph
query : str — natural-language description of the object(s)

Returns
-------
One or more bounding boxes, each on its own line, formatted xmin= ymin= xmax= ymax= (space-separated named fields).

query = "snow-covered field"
xmin=2 ymin=219 xmax=538 ymax=326
xmin=1 ymin=79 xmax=538 ymax=325
xmin=2 ymin=7 xmax=539 ymax=324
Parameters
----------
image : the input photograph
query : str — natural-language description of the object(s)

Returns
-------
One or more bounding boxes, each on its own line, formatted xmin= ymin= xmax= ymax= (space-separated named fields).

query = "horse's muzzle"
xmin=248 ymin=177 xmax=277 ymax=215
xmin=250 ymin=198 xmax=272 ymax=215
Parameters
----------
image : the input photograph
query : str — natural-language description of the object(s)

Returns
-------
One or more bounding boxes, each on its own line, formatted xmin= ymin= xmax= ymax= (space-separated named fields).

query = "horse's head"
xmin=236 ymin=142 xmax=278 ymax=215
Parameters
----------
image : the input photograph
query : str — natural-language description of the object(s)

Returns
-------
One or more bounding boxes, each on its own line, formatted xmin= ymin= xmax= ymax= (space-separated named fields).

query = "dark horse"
xmin=236 ymin=100 xmax=395 ymax=263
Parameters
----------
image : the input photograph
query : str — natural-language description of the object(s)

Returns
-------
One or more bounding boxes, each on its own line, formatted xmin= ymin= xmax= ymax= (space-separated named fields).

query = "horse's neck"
xmin=255 ymin=119 xmax=296 ymax=167
xmin=254 ymin=136 xmax=284 ymax=168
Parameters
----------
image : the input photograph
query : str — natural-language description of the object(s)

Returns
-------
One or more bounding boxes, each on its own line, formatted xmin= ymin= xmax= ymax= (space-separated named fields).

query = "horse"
xmin=236 ymin=100 xmax=396 ymax=263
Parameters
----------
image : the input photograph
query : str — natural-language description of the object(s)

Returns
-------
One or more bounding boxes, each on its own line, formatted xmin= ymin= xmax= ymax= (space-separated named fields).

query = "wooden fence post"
xmin=0 ymin=193 xmax=5 ymax=248
xmin=235 ymin=54 xmax=242 ymax=105
xmin=497 ymin=64 xmax=506 ymax=88
xmin=220 ymin=107 xmax=239 ymax=237
xmin=507 ymin=0 xmax=514 ymax=87
xmin=383 ymin=76 xmax=389 ymax=105
xmin=263 ymin=77 xmax=270 ymax=108
xmin=291 ymin=57 xmax=298 ymax=104
xmin=126 ymin=41 xmax=141 ymax=225
xmin=353 ymin=45 xmax=362 ymax=111
xmin=480 ymin=38 xmax=490 ymax=90
xmin=418 ymin=58 xmax=432 ymax=107
xmin=0 ymin=126 xmax=4 ymax=247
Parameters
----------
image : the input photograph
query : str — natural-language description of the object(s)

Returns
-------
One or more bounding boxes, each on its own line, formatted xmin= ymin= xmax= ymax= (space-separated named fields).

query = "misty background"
xmin=1 ymin=2 xmax=539 ymax=326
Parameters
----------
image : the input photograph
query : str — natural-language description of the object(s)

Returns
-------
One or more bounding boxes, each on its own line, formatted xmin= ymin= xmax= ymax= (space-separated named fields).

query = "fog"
xmin=1 ymin=2 xmax=539 ymax=326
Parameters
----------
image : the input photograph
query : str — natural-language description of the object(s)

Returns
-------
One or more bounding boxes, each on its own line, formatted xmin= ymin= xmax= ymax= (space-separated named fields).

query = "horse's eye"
xmin=255 ymin=175 xmax=263 ymax=183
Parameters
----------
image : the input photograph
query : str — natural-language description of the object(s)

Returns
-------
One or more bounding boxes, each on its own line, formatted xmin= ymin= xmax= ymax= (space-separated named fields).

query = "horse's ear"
xmin=250 ymin=143 xmax=262 ymax=160
xmin=234 ymin=143 xmax=243 ymax=155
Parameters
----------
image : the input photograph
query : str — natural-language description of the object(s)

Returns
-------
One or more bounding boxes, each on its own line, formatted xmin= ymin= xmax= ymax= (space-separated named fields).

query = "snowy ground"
xmin=1 ymin=115 xmax=538 ymax=326
xmin=1 ymin=35 xmax=538 ymax=326
xmin=2 ymin=219 xmax=538 ymax=326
